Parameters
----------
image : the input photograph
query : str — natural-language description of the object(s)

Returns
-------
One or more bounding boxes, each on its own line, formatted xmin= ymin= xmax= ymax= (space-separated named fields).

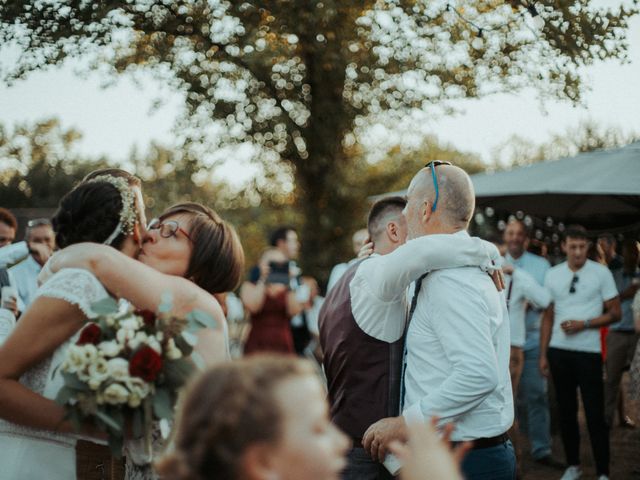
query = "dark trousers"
xmin=461 ymin=440 xmax=516 ymax=480
xmin=548 ymin=347 xmax=610 ymax=476
xmin=342 ymin=447 xmax=393 ymax=480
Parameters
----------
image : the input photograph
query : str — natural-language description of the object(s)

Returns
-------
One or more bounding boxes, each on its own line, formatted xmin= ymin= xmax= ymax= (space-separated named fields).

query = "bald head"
xmin=404 ymin=164 xmax=475 ymax=237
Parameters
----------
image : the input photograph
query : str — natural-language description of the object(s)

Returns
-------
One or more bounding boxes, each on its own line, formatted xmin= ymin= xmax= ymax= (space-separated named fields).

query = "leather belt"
xmin=453 ymin=432 xmax=510 ymax=450
xmin=353 ymin=432 xmax=510 ymax=451
xmin=610 ymin=330 xmax=637 ymax=335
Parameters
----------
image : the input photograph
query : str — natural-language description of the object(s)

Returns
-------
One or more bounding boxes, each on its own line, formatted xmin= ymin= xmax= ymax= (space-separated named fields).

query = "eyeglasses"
xmin=27 ymin=218 xmax=52 ymax=228
xmin=147 ymin=218 xmax=193 ymax=243
xmin=424 ymin=161 xmax=452 ymax=212
xmin=569 ymin=274 xmax=579 ymax=294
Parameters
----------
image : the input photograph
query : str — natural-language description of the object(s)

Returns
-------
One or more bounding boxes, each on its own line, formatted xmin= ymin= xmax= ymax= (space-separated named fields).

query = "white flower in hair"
xmin=87 ymin=174 xmax=138 ymax=245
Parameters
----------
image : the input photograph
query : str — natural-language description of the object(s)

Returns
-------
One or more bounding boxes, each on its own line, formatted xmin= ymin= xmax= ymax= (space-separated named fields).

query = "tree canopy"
xmin=1 ymin=0 xmax=637 ymax=278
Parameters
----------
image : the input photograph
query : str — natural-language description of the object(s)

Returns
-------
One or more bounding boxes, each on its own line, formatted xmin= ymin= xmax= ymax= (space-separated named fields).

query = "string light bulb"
xmin=526 ymin=3 xmax=545 ymax=30
xmin=472 ymin=29 xmax=484 ymax=49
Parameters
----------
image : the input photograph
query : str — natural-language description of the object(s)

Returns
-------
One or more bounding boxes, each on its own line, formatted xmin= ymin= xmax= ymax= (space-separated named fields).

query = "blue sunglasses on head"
xmin=425 ymin=161 xmax=452 ymax=212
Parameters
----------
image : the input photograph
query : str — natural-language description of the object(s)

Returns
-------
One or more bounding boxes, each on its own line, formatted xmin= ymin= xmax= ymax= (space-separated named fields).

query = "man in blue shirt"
xmin=8 ymin=219 xmax=55 ymax=313
xmin=503 ymin=219 xmax=561 ymax=468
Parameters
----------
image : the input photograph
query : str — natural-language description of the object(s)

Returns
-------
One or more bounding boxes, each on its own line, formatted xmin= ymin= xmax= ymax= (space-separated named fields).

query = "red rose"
xmin=77 ymin=323 xmax=101 ymax=345
xmin=129 ymin=346 xmax=163 ymax=382
xmin=135 ymin=309 xmax=156 ymax=328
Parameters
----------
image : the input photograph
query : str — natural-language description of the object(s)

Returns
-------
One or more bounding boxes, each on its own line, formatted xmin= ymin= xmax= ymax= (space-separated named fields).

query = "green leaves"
xmin=152 ymin=388 xmax=173 ymax=419
xmin=55 ymin=386 xmax=75 ymax=406
xmin=163 ymin=358 xmax=196 ymax=389
xmin=91 ymin=297 xmax=119 ymax=315
xmin=62 ymin=372 xmax=90 ymax=392
xmin=186 ymin=309 xmax=217 ymax=332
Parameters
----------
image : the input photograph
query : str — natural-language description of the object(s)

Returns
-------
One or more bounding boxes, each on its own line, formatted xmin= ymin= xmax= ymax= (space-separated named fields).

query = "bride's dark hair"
xmin=53 ymin=169 xmax=141 ymax=249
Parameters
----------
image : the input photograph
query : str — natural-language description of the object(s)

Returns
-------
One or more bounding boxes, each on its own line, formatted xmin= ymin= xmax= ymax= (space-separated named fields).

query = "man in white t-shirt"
xmin=540 ymin=226 xmax=621 ymax=480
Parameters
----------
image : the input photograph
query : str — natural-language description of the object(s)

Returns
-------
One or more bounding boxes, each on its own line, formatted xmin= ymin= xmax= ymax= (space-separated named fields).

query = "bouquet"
xmin=55 ymin=296 xmax=215 ymax=457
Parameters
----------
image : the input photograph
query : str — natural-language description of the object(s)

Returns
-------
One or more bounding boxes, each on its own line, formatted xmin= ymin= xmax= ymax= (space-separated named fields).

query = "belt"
xmin=354 ymin=432 xmax=509 ymax=451
xmin=453 ymin=432 xmax=510 ymax=450
xmin=610 ymin=330 xmax=637 ymax=335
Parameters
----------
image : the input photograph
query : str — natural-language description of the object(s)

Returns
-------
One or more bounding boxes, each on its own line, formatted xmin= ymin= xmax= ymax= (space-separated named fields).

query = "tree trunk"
xmin=294 ymin=47 xmax=361 ymax=287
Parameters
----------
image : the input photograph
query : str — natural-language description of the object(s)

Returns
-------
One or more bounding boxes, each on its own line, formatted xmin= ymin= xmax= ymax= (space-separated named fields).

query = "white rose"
xmin=119 ymin=317 xmax=141 ymax=331
xmin=166 ymin=338 xmax=182 ymax=360
xmin=116 ymin=327 xmax=135 ymax=345
xmin=62 ymin=345 xmax=87 ymax=373
xmin=125 ymin=376 xmax=150 ymax=405
xmin=128 ymin=331 xmax=149 ymax=351
xmin=105 ymin=315 xmax=116 ymax=327
xmin=128 ymin=392 xmax=142 ymax=408
xmin=102 ymin=383 xmax=130 ymax=405
xmin=87 ymin=358 xmax=110 ymax=390
xmin=81 ymin=344 xmax=99 ymax=364
xmin=155 ymin=332 xmax=164 ymax=342
xmin=107 ymin=357 xmax=130 ymax=382
xmin=98 ymin=340 xmax=121 ymax=357
xmin=146 ymin=336 xmax=162 ymax=354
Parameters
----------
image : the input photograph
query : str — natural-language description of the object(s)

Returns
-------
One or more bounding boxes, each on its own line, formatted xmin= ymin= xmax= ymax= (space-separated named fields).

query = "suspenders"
xmin=398 ymin=272 xmax=429 ymax=412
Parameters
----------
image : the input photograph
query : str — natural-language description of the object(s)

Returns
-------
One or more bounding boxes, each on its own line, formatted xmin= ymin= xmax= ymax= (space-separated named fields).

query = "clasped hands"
xmin=363 ymin=416 xmax=470 ymax=480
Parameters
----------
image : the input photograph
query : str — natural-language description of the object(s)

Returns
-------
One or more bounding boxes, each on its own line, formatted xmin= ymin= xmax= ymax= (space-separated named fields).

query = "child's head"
xmin=157 ymin=355 xmax=348 ymax=480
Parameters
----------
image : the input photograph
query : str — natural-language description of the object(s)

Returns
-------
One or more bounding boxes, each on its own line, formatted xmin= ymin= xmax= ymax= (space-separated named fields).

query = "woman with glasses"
xmin=44 ymin=202 xmax=245 ymax=479
xmin=0 ymin=169 xmax=244 ymax=480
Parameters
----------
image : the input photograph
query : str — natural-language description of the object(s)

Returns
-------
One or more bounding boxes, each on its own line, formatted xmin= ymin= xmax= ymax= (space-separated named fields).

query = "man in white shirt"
xmin=319 ymin=195 xmax=499 ymax=480
xmin=502 ymin=219 xmax=558 ymax=467
xmin=8 ymin=219 xmax=55 ymax=313
xmin=501 ymin=258 xmax=552 ymax=473
xmin=363 ymin=163 xmax=514 ymax=480
xmin=540 ymin=226 xmax=620 ymax=480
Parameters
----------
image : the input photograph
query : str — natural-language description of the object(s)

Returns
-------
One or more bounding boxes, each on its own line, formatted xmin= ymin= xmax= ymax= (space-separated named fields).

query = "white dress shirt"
xmin=505 ymin=267 xmax=552 ymax=348
xmin=8 ymin=255 xmax=42 ymax=312
xmin=350 ymin=233 xmax=499 ymax=343
xmin=402 ymin=232 xmax=514 ymax=441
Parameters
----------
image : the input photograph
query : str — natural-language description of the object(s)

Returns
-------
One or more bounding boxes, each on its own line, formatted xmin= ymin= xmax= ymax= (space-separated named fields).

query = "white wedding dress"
xmin=0 ymin=268 xmax=110 ymax=480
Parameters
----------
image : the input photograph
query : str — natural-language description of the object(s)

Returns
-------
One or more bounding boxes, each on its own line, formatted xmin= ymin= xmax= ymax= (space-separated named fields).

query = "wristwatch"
xmin=583 ymin=318 xmax=591 ymax=329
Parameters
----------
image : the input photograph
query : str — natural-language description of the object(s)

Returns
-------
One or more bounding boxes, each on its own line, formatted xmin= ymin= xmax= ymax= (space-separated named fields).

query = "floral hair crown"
xmin=87 ymin=175 xmax=138 ymax=245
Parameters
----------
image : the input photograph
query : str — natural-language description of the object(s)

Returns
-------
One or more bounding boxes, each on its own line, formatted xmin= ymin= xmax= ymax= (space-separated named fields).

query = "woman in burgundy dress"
xmin=241 ymin=249 xmax=305 ymax=355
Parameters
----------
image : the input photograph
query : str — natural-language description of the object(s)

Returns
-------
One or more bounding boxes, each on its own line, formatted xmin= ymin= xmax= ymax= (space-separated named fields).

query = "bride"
xmin=0 ymin=169 xmax=244 ymax=479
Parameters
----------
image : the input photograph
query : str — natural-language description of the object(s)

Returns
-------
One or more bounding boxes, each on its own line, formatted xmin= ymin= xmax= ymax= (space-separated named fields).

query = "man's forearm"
xmin=368 ymin=235 xmax=497 ymax=301
xmin=539 ymin=309 xmax=553 ymax=357
xmin=0 ymin=241 xmax=28 ymax=269
xmin=585 ymin=310 xmax=619 ymax=329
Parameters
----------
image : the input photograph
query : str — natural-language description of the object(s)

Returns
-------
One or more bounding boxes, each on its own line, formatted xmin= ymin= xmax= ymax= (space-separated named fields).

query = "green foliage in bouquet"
xmin=55 ymin=296 xmax=216 ymax=456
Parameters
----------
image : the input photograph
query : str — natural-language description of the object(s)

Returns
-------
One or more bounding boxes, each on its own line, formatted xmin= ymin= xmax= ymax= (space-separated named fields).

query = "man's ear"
xmin=421 ymin=200 xmax=432 ymax=226
xmin=240 ymin=443 xmax=280 ymax=480
xmin=387 ymin=221 xmax=400 ymax=243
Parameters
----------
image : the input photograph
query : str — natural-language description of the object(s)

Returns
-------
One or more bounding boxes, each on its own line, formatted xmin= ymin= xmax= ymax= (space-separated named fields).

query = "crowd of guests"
xmin=0 ymin=162 xmax=638 ymax=480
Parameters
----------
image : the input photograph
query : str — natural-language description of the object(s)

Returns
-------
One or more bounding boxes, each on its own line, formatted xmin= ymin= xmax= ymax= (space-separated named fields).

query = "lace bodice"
xmin=0 ymin=268 xmax=110 ymax=446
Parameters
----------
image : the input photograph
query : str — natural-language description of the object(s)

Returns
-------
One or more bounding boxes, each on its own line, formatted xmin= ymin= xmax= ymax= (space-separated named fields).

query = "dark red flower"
xmin=77 ymin=323 xmax=101 ymax=345
xmin=129 ymin=346 xmax=163 ymax=382
xmin=135 ymin=309 xmax=156 ymax=328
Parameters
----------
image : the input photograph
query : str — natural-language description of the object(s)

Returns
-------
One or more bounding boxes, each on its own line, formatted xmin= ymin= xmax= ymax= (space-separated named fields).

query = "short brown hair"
xmin=367 ymin=196 xmax=406 ymax=241
xmin=156 ymin=355 xmax=316 ymax=480
xmin=0 ymin=208 xmax=17 ymax=230
xmin=563 ymin=225 xmax=589 ymax=242
xmin=160 ymin=202 xmax=245 ymax=293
